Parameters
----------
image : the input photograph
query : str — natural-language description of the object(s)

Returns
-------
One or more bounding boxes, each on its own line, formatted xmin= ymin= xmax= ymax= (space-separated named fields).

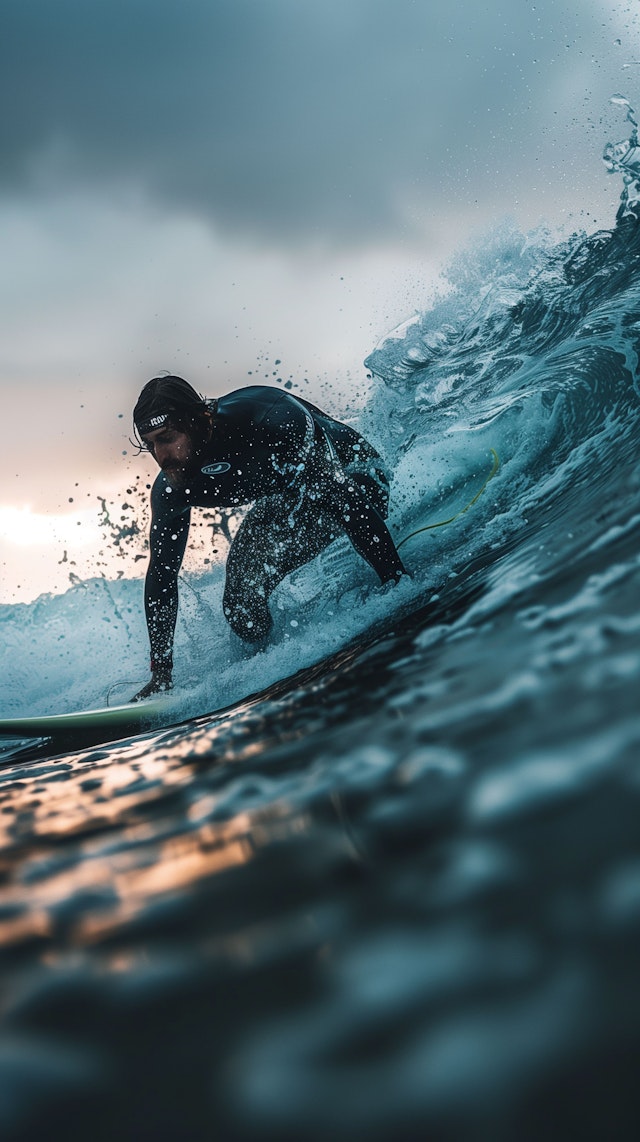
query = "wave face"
xmin=2 ymin=111 xmax=640 ymax=1139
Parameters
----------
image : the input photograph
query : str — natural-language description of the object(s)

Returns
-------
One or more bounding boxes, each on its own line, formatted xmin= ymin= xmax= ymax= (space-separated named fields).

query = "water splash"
xmin=604 ymin=95 xmax=640 ymax=222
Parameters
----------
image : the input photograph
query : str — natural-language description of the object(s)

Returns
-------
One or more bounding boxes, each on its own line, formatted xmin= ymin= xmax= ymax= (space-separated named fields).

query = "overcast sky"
xmin=1 ymin=0 xmax=639 ymax=599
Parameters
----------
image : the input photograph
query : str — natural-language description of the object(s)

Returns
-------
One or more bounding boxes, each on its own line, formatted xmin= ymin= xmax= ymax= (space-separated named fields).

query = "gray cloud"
xmin=0 ymin=0 xmax=634 ymax=245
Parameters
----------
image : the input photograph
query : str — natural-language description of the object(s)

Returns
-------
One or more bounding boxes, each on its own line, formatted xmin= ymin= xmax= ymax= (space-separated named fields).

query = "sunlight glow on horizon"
xmin=0 ymin=504 xmax=137 ymax=605
xmin=0 ymin=505 xmax=102 ymax=547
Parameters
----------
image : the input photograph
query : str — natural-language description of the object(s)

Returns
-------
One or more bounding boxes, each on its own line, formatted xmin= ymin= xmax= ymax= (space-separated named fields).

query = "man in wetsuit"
xmin=131 ymin=375 xmax=406 ymax=700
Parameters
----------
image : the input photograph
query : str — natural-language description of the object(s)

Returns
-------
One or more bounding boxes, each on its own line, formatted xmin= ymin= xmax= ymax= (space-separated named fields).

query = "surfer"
xmin=130 ymin=375 xmax=406 ymax=700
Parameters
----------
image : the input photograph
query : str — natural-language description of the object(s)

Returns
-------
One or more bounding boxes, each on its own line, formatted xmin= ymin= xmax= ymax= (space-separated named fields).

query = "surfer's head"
xmin=134 ymin=375 xmax=213 ymax=438
xmin=133 ymin=375 xmax=215 ymax=487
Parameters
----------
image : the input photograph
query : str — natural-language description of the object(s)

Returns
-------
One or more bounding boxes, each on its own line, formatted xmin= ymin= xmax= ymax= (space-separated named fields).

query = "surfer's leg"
xmin=223 ymin=496 xmax=338 ymax=642
xmin=223 ymin=504 xmax=273 ymax=641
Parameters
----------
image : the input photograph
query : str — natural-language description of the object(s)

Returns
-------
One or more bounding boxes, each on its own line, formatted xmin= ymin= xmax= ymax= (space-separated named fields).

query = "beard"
xmin=162 ymin=443 xmax=202 ymax=490
xmin=162 ymin=464 xmax=190 ymax=490
xmin=159 ymin=431 xmax=203 ymax=489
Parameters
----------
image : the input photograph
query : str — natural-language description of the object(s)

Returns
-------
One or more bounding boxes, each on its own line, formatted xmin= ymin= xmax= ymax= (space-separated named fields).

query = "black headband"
xmin=135 ymin=411 xmax=173 ymax=436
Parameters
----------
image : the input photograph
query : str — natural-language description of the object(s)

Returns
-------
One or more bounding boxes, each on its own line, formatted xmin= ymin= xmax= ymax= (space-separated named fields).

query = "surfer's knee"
xmin=223 ymin=584 xmax=273 ymax=642
xmin=227 ymin=606 xmax=272 ymax=642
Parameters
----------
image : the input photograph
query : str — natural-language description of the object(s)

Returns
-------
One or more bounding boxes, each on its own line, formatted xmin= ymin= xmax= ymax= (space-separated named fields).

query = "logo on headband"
xmin=137 ymin=412 xmax=171 ymax=433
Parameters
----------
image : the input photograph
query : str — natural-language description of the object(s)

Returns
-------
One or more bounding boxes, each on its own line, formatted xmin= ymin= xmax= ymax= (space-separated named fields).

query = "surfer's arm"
xmin=261 ymin=396 xmax=405 ymax=583
xmin=132 ymin=478 xmax=190 ymax=701
xmin=327 ymin=473 xmax=406 ymax=585
xmin=300 ymin=425 xmax=406 ymax=586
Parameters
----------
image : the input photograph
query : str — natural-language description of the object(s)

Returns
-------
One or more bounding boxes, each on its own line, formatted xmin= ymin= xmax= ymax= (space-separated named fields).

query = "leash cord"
xmin=396 ymin=448 xmax=500 ymax=552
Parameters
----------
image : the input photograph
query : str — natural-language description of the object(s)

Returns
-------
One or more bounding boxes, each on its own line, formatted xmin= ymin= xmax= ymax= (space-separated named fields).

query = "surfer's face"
xmin=142 ymin=424 xmax=195 ymax=488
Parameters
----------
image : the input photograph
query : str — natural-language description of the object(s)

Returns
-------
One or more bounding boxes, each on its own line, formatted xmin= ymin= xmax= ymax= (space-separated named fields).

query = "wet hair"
xmin=133 ymin=375 xmax=215 ymax=449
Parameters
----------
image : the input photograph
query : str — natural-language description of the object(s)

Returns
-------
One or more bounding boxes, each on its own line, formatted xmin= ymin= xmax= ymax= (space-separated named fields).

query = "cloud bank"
xmin=2 ymin=0 xmax=634 ymax=246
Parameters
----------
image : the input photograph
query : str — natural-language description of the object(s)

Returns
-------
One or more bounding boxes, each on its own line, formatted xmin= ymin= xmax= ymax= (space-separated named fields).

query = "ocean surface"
xmin=2 ymin=106 xmax=640 ymax=1140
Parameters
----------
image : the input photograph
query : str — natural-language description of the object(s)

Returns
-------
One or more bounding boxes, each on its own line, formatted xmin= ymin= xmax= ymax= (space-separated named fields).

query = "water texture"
xmin=2 ymin=108 xmax=640 ymax=1140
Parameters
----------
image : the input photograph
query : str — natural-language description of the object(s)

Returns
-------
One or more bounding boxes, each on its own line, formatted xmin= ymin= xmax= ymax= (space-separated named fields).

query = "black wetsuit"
xmin=145 ymin=386 xmax=405 ymax=667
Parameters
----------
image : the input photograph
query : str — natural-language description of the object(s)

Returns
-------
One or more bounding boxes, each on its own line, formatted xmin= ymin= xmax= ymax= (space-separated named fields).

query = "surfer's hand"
xmin=130 ymin=670 xmax=173 ymax=703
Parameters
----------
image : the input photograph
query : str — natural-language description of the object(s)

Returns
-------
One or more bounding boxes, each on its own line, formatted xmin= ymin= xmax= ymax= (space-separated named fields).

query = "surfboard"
xmin=0 ymin=697 xmax=180 ymax=743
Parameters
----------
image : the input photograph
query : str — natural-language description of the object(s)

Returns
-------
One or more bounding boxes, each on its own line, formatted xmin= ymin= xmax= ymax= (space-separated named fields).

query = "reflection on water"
xmin=1 ymin=528 xmax=640 ymax=1141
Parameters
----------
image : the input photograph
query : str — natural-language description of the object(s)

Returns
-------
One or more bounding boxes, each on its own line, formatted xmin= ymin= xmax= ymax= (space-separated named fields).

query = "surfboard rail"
xmin=0 ymin=698 xmax=178 ymax=741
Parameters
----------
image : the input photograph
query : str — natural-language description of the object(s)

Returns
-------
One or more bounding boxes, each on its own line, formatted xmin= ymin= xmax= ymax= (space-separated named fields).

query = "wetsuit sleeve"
xmin=144 ymin=476 xmax=191 ymax=669
xmin=323 ymin=466 xmax=406 ymax=584
xmin=302 ymin=423 xmax=406 ymax=585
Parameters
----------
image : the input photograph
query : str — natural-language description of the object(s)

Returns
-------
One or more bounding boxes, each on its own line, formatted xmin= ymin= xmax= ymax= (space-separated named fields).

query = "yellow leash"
xmin=397 ymin=448 xmax=500 ymax=551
